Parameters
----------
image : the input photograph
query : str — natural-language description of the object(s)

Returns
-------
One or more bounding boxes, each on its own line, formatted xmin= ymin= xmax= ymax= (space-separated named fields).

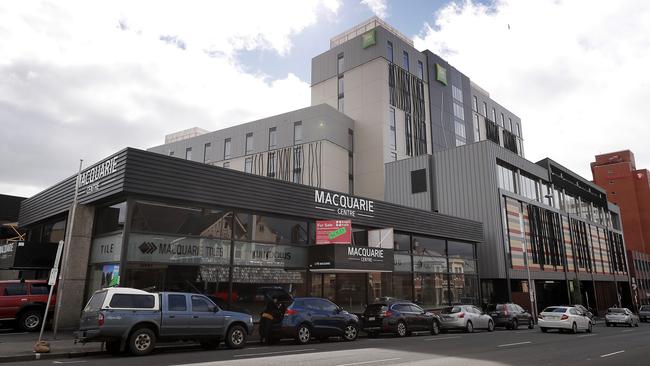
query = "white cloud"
xmin=414 ymin=0 xmax=650 ymax=179
xmin=0 ymin=0 xmax=340 ymax=197
xmin=361 ymin=0 xmax=388 ymax=19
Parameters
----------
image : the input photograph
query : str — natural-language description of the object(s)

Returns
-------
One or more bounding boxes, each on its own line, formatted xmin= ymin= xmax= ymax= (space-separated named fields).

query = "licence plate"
xmin=368 ymin=317 xmax=375 ymax=321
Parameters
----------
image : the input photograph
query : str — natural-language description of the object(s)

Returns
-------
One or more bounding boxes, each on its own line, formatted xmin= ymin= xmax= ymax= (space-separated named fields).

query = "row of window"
xmin=472 ymin=96 xmax=521 ymax=137
xmin=386 ymin=41 xmax=424 ymax=80
xmin=171 ymin=123 xmax=304 ymax=163
xmin=635 ymin=259 xmax=650 ymax=273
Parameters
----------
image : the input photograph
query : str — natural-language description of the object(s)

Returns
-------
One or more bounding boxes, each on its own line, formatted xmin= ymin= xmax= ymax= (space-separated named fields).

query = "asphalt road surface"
xmin=9 ymin=323 xmax=650 ymax=366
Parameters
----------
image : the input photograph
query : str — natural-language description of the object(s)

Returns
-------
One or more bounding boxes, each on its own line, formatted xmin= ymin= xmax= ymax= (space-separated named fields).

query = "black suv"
xmin=487 ymin=303 xmax=534 ymax=330
xmin=361 ymin=300 xmax=441 ymax=337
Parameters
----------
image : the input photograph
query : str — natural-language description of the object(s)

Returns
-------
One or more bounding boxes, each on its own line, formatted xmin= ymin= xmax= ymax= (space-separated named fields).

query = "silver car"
xmin=605 ymin=307 xmax=639 ymax=327
xmin=639 ymin=305 xmax=650 ymax=322
xmin=439 ymin=305 xmax=494 ymax=333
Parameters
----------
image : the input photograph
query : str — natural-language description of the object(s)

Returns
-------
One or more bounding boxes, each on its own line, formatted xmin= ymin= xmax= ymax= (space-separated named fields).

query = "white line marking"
xmin=600 ymin=350 xmax=625 ymax=358
xmin=52 ymin=361 xmax=87 ymax=364
xmin=423 ymin=336 xmax=461 ymax=341
xmin=233 ymin=348 xmax=317 ymax=358
xmin=497 ymin=341 xmax=532 ymax=347
xmin=578 ymin=334 xmax=595 ymax=338
xmin=515 ymin=330 xmax=536 ymax=334
xmin=335 ymin=358 xmax=401 ymax=366
xmin=621 ymin=329 xmax=635 ymax=332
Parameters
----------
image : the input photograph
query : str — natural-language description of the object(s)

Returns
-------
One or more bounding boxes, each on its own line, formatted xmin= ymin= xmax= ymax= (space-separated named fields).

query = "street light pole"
xmin=52 ymin=159 xmax=83 ymax=338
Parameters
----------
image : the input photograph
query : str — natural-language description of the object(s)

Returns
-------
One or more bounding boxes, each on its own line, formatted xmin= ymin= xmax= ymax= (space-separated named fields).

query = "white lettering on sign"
xmin=314 ymin=189 xmax=374 ymax=218
xmin=0 ymin=243 xmax=15 ymax=254
xmin=347 ymin=246 xmax=384 ymax=259
xmin=79 ymin=156 xmax=118 ymax=192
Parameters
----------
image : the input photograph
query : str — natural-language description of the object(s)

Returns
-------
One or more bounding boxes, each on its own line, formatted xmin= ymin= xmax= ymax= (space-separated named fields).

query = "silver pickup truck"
xmin=75 ymin=287 xmax=253 ymax=356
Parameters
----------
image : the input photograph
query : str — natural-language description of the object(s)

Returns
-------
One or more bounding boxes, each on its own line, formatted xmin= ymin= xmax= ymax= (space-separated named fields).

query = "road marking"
xmin=621 ymin=329 xmax=635 ymax=332
xmin=600 ymin=350 xmax=625 ymax=358
xmin=52 ymin=361 xmax=87 ymax=364
xmin=423 ymin=336 xmax=461 ymax=341
xmin=335 ymin=358 xmax=402 ymax=366
xmin=578 ymin=334 xmax=595 ymax=338
xmin=514 ymin=330 xmax=536 ymax=334
xmin=233 ymin=348 xmax=316 ymax=358
xmin=497 ymin=341 xmax=532 ymax=347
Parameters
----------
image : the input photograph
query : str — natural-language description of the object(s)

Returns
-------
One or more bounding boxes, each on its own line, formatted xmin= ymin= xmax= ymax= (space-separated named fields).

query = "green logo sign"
xmin=328 ymin=227 xmax=347 ymax=240
xmin=436 ymin=64 xmax=448 ymax=85
xmin=362 ymin=29 xmax=376 ymax=49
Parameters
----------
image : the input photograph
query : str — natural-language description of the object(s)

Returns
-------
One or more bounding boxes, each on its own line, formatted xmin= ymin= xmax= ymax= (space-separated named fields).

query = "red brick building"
xmin=591 ymin=150 xmax=650 ymax=305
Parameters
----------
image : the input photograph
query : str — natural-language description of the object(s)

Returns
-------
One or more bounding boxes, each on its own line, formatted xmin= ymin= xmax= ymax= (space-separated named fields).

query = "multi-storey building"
xmin=591 ymin=150 xmax=650 ymax=305
xmin=149 ymin=17 xmax=523 ymax=201
xmin=385 ymin=142 xmax=631 ymax=314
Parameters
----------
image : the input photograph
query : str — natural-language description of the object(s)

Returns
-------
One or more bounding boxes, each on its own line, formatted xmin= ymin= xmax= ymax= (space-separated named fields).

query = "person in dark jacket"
xmin=260 ymin=296 xmax=283 ymax=344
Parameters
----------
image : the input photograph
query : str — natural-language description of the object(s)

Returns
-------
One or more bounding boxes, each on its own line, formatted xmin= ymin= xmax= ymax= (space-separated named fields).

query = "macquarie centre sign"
xmin=314 ymin=189 xmax=375 ymax=218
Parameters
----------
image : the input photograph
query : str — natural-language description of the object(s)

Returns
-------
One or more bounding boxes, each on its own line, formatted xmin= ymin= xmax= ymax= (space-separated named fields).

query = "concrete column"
xmin=54 ymin=204 xmax=95 ymax=330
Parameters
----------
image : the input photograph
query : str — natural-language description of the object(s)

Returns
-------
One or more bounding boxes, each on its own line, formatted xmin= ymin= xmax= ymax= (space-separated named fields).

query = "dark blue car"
xmin=279 ymin=297 xmax=359 ymax=344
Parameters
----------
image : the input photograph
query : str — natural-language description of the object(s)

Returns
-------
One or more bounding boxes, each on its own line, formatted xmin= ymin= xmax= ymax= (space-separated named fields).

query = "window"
xmin=293 ymin=147 xmax=302 ymax=183
xmin=94 ymin=202 xmax=126 ymax=235
xmin=452 ymin=85 xmax=463 ymax=103
xmin=473 ymin=114 xmax=480 ymax=142
xmin=185 ymin=147 xmax=192 ymax=160
xmin=245 ymin=133 xmax=253 ymax=154
xmin=203 ymin=143 xmax=211 ymax=163
xmin=337 ymin=53 xmax=344 ymax=74
xmin=520 ymin=174 xmax=539 ymax=201
xmin=455 ymin=120 xmax=466 ymax=140
xmin=3 ymin=283 xmax=27 ymax=296
xmin=417 ymin=60 xmax=424 ymax=79
xmin=109 ymin=294 xmax=155 ymax=308
xmin=482 ymin=102 xmax=488 ymax=117
xmin=500 ymin=113 xmax=505 ymax=128
xmin=508 ymin=118 xmax=513 ymax=132
xmin=496 ymin=163 xmax=517 ymax=193
xmin=492 ymin=108 xmax=497 ymax=124
xmin=338 ymin=96 xmax=344 ymax=113
xmin=472 ymin=96 xmax=478 ymax=112
xmin=223 ymin=162 xmax=230 ymax=168
xmin=448 ymin=241 xmax=475 ymax=259
xmin=223 ymin=138 xmax=231 ymax=159
xmin=453 ymin=102 xmax=464 ymax=120
xmin=411 ymin=169 xmax=427 ymax=193
xmin=389 ymin=107 xmax=396 ymax=150
xmin=244 ymin=157 xmax=252 ymax=173
xmin=267 ymin=151 xmax=276 ymax=178
xmin=169 ymin=151 xmax=174 ymax=157
xmin=294 ymin=121 xmax=303 ymax=144
xmin=390 ymin=151 xmax=397 ymax=161
xmin=268 ymin=127 xmax=277 ymax=149
xmin=405 ymin=113 xmax=413 ymax=156
xmin=515 ymin=123 xmax=520 ymax=137
xmin=402 ymin=51 xmax=409 ymax=72
xmin=413 ymin=236 xmax=446 ymax=256
xmin=30 ymin=283 xmax=50 ymax=295
xmin=192 ymin=296 xmax=213 ymax=312
xmin=168 ymin=294 xmax=187 ymax=311
xmin=386 ymin=41 xmax=393 ymax=62
xmin=338 ymin=75 xmax=344 ymax=97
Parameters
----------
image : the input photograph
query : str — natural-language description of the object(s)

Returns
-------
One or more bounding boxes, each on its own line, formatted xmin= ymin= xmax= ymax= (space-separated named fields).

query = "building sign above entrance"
xmin=314 ymin=189 xmax=374 ymax=218
xmin=79 ymin=156 xmax=119 ymax=195
xmin=316 ymin=220 xmax=352 ymax=245
xmin=309 ymin=244 xmax=393 ymax=272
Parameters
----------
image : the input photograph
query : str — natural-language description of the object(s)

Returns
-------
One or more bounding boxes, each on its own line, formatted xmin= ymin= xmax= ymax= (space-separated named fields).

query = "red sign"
xmin=316 ymin=220 xmax=352 ymax=245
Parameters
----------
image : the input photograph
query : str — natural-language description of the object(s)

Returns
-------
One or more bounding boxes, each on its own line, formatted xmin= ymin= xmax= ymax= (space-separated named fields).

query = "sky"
xmin=1 ymin=0 xmax=649 ymax=198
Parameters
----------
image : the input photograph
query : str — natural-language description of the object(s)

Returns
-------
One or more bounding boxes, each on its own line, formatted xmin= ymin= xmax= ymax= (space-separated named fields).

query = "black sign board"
xmin=308 ymin=244 xmax=394 ymax=272
xmin=0 ymin=242 xmax=17 ymax=269
xmin=0 ymin=241 xmax=59 ymax=269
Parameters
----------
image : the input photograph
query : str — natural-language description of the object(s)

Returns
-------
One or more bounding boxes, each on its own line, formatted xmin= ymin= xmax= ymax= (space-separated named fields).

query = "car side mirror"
xmin=213 ymin=306 xmax=219 ymax=313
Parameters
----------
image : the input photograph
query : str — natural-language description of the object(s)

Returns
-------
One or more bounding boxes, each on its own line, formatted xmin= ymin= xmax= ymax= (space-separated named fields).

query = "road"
xmin=8 ymin=323 xmax=650 ymax=366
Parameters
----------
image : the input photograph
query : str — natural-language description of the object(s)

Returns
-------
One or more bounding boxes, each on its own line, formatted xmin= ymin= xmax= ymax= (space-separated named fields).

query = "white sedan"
xmin=538 ymin=306 xmax=592 ymax=334
xmin=605 ymin=307 xmax=639 ymax=327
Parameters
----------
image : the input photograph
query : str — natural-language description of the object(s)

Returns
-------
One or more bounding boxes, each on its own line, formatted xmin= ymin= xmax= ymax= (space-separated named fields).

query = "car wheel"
xmin=430 ymin=321 xmax=440 ymax=336
xmin=528 ymin=318 xmax=535 ymax=329
xmin=635 ymin=321 xmax=639 ymax=328
xmin=396 ymin=321 xmax=407 ymax=337
xmin=465 ymin=321 xmax=474 ymax=333
xmin=296 ymin=324 xmax=312 ymax=345
xmin=105 ymin=340 xmax=122 ymax=355
xmin=587 ymin=322 xmax=593 ymax=333
xmin=18 ymin=310 xmax=43 ymax=332
xmin=128 ymin=327 xmax=156 ymax=356
xmin=343 ymin=324 xmax=358 ymax=341
xmin=540 ymin=327 xmax=548 ymax=333
xmin=225 ymin=324 xmax=247 ymax=349
xmin=571 ymin=322 xmax=578 ymax=334
xmin=511 ymin=319 xmax=518 ymax=330
xmin=487 ymin=320 xmax=495 ymax=332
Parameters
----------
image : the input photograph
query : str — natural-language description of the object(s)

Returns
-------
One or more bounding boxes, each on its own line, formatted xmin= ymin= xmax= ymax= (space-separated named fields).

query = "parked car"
xmin=439 ymin=305 xmax=494 ymax=333
xmin=571 ymin=304 xmax=596 ymax=325
xmin=278 ymin=297 xmax=359 ymax=344
xmin=0 ymin=280 xmax=55 ymax=332
xmin=605 ymin=307 xmax=639 ymax=327
xmin=487 ymin=303 xmax=534 ymax=330
xmin=638 ymin=305 xmax=650 ymax=322
xmin=206 ymin=296 xmax=251 ymax=315
xmin=76 ymin=288 xmax=254 ymax=356
xmin=538 ymin=306 xmax=592 ymax=334
xmin=361 ymin=300 xmax=441 ymax=337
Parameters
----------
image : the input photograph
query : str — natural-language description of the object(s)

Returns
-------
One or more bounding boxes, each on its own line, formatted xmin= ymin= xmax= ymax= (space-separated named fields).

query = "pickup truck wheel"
xmin=128 ymin=327 xmax=156 ymax=356
xmin=105 ymin=340 xmax=122 ymax=355
xmin=18 ymin=310 xmax=43 ymax=332
xmin=225 ymin=325 xmax=246 ymax=349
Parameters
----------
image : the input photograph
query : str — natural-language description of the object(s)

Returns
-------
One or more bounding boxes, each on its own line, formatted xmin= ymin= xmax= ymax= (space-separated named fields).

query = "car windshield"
xmin=542 ymin=307 xmax=567 ymax=313
xmin=441 ymin=306 xmax=463 ymax=314
xmin=84 ymin=291 xmax=107 ymax=312
xmin=608 ymin=308 xmax=626 ymax=314
xmin=641 ymin=305 xmax=650 ymax=311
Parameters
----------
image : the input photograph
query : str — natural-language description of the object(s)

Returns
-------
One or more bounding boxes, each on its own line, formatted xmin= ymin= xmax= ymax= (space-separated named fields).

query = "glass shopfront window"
xmin=450 ymin=274 xmax=479 ymax=305
xmin=413 ymin=255 xmax=447 ymax=273
xmin=131 ymin=201 xmax=233 ymax=239
xmin=233 ymin=241 xmax=307 ymax=268
xmin=252 ymin=214 xmax=309 ymax=245
xmin=414 ymin=273 xmax=447 ymax=308
xmin=393 ymin=233 xmax=411 ymax=251
xmin=412 ymin=236 xmax=445 ymax=256
xmin=447 ymin=241 xmax=476 ymax=259
xmin=94 ymin=202 xmax=126 ymax=235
